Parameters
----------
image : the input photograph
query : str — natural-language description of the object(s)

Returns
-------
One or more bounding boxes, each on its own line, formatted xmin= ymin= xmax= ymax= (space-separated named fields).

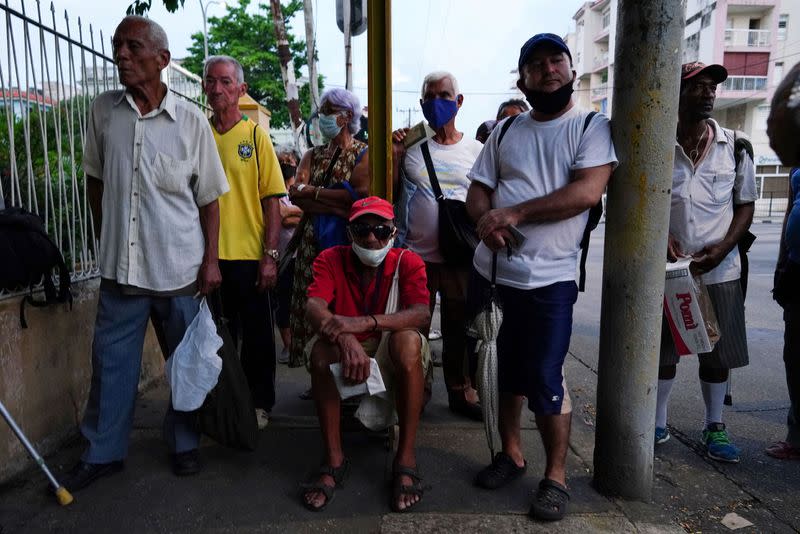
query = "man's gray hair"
xmin=118 ymin=15 xmax=169 ymax=51
xmin=420 ymin=71 xmax=460 ymax=98
xmin=320 ymin=88 xmax=362 ymax=134
xmin=203 ymin=55 xmax=245 ymax=84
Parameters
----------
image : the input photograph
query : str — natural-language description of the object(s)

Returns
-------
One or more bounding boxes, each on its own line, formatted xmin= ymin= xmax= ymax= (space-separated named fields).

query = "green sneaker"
xmin=702 ymin=423 xmax=740 ymax=463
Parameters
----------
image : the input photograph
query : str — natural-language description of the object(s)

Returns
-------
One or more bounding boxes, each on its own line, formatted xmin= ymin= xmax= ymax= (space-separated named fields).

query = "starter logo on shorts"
xmin=237 ymin=140 xmax=254 ymax=160
xmin=551 ymin=395 xmax=560 ymax=402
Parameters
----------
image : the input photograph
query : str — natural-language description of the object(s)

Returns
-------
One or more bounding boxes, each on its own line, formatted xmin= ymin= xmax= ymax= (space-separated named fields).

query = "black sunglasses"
xmin=349 ymin=222 xmax=395 ymax=240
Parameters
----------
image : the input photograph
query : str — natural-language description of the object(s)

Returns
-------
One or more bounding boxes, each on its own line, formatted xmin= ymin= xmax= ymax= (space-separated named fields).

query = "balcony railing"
xmin=722 ymin=75 xmax=768 ymax=92
xmin=593 ymin=52 xmax=609 ymax=70
xmin=724 ymin=28 xmax=770 ymax=48
xmin=591 ymin=83 xmax=608 ymax=100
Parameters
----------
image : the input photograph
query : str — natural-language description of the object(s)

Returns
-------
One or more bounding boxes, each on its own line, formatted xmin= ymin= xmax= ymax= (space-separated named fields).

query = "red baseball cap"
xmin=349 ymin=196 xmax=394 ymax=222
xmin=681 ymin=62 xmax=728 ymax=83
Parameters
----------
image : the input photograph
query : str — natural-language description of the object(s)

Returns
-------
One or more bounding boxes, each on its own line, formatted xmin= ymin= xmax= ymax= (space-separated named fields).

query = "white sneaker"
xmin=255 ymin=408 xmax=270 ymax=430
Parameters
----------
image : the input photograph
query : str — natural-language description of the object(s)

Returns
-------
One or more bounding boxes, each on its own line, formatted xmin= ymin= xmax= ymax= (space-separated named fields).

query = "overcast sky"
xmin=4 ymin=0 xmax=587 ymax=135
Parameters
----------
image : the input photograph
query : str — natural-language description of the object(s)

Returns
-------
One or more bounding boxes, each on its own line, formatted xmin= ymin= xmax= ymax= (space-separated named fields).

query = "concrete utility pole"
xmin=593 ymin=0 xmax=685 ymax=501
xmin=343 ymin=0 xmax=353 ymax=90
xmin=367 ymin=0 xmax=391 ymax=199
xmin=269 ymin=0 xmax=303 ymax=136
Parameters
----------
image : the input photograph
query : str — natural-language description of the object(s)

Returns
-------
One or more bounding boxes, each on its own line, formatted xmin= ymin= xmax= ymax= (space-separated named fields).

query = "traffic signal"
xmin=335 ymin=0 xmax=367 ymax=36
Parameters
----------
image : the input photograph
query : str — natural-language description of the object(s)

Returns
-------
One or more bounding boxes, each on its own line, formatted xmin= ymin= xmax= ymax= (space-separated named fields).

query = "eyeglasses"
xmin=349 ymin=222 xmax=395 ymax=240
xmin=319 ymin=105 xmax=349 ymax=116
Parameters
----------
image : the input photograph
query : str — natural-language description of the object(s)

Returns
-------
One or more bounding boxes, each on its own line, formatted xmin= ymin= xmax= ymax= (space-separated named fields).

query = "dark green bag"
xmin=196 ymin=293 xmax=259 ymax=450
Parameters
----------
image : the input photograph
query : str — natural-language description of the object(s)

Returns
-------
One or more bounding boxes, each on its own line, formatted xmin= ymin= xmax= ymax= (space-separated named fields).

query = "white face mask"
xmin=352 ymin=239 xmax=394 ymax=267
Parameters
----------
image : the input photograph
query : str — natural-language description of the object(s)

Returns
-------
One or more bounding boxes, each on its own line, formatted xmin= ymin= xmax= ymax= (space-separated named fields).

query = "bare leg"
xmin=279 ymin=327 xmax=291 ymax=350
xmin=303 ymin=340 xmax=344 ymax=509
xmin=389 ymin=330 xmax=425 ymax=511
xmin=535 ymin=412 xmax=571 ymax=486
xmin=499 ymin=393 xmax=526 ymax=467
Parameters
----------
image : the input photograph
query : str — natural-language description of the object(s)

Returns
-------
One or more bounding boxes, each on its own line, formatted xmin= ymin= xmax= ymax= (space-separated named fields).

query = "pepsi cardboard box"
xmin=663 ymin=259 xmax=720 ymax=356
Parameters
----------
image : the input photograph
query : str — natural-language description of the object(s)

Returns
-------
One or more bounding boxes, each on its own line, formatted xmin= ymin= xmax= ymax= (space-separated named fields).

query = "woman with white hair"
xmin=286 ymin=87 xmax=370 ymax=368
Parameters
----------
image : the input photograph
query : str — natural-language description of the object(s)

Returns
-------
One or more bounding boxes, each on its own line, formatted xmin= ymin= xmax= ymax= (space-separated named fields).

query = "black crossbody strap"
xmin=420 ymin=142 xmax=444 ymax=201
xmin=321 ymin=146 xmax=342 ymax=186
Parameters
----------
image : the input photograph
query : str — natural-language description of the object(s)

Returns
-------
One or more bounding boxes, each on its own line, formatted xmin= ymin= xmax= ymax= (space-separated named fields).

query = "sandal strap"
xmin=300 ymin=482 xmax=334 ymax=501
xmin=397 ymin=483 xmax=424 ymax=496
xmin=318 ymin=458 xmax=350 ymax=485
xmin=538 ymin=478 xmax=570 ymax=502
xmin=392 ymin=465 xmax=422 ymax=481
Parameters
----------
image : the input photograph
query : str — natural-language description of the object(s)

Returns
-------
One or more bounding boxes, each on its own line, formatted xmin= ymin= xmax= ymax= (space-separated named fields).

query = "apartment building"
xmin=567 ymin=0 xmax=798 ymax=200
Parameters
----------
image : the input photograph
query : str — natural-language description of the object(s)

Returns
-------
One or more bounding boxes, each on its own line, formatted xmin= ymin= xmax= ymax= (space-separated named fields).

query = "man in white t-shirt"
xmin=466 ymin=34 xmax=616 ymax=522
xmin=391 ymin=71 xmax=484 ymax=420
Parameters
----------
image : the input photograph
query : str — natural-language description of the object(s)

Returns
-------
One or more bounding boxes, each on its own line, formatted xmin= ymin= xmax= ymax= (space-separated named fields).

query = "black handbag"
xmin=420 ymin=142 xmax=479 ymax=265
xmin=196 ymin=293 xmax=259 ymax=450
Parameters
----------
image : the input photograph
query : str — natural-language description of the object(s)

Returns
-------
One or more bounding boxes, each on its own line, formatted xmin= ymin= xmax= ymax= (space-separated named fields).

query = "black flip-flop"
xmin=529 ymin=478 xmax=570 ymax=521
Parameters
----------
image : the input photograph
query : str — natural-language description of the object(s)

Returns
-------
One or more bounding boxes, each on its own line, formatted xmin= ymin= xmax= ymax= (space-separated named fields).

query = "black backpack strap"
xmin=578 ymin=111 xmax=600 ymax=292
xmin=497 ymin=114 xmax=519 ymax=146
xmin=420 ymin=142 xmax=444 ymax=201
xmin=732 ymin=130 xmax=753 ymax=170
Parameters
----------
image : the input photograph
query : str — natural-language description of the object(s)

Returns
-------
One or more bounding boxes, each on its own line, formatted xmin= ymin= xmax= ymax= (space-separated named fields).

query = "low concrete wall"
xmin=0 ymin=279 xmax=165 ymax=483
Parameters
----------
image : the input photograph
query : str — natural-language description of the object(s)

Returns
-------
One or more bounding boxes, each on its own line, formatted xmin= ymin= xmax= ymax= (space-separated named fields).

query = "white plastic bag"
xmin=165 ymin=297 xmax=223 ymax=411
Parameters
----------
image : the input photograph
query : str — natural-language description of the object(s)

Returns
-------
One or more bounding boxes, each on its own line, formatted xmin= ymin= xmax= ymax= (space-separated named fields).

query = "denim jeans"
xmin=81 ymin=285 xmax=200 ymax=462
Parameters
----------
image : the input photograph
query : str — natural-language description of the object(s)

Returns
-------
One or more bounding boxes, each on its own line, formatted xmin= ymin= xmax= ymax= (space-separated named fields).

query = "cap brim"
xmin=348 ymin=209 xmax=394 ymax=222
xmin=684 ymin=64 xmax=728 ymax=83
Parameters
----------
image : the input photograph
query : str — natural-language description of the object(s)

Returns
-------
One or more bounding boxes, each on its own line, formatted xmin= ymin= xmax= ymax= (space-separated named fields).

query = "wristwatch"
xmin=264 ymin=249 xmax=280 ymax=261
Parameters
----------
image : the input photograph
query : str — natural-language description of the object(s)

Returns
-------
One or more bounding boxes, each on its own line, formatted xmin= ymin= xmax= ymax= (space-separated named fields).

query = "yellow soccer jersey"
xmin=213 ymin=116 xmax=286 ymax=260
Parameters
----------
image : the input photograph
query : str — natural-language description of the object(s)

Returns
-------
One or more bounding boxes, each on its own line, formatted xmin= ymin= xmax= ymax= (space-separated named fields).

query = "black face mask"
xmin=522 ymin=79 xmax=574 ymax=115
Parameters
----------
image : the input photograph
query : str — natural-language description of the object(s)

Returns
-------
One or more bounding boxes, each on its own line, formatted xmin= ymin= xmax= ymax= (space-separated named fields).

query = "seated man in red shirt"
xmin=301 ymin=197 xmax=431 ymax=513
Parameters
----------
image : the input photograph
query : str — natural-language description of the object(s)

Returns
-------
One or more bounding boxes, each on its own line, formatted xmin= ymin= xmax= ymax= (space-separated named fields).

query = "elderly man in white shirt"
xmin=61 ymin=16 xmax=229 ymax=492
xmin=655 ymin=62 xmax=757 ymax=464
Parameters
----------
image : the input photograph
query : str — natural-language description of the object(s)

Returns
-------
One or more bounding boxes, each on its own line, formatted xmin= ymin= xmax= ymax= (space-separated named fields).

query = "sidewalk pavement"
xmin=0 ymin=331 xmax=796 ymax=533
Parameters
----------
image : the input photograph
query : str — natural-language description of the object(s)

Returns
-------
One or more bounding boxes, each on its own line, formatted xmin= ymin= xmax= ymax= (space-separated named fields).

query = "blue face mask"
xmin=421 ymin=98 xmax=458 ymax=129
xmin=319 ymin=113 xmax=343 ymax=140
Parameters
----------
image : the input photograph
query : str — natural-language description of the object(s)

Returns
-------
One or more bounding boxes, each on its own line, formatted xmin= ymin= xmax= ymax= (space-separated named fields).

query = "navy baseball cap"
xmin=518 ymin=33 xmax=572 ymax=71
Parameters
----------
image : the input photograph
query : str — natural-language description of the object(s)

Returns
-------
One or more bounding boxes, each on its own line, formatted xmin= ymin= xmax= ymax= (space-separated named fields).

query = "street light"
xmin=199 ymin=0 xmax=226 ymax=62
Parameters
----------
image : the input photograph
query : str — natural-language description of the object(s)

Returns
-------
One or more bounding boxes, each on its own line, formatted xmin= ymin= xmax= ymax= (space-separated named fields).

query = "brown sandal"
xmin=299 ymin=459 xmax=350 ymax=512
xmin=390 ymin=465 xmax=426 ymax=513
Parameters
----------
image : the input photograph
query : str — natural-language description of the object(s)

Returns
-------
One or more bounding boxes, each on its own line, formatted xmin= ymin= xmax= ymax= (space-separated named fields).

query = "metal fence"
xmin=0 ymin=0 xmax=204 ymax=300
xmin=755 ymin=192 xmax=789 ymax=220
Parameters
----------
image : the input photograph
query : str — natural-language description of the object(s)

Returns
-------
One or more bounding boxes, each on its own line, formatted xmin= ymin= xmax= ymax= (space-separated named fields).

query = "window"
xmin=701 ymin=12 xmax=711 ymax=29
xmin=756 ymin=105 xmax=770 ymax=130
xmin=684 ymin=32 xmax=700 ymax=62
xmin=774 ymin=61 xmax=785 ymax=86
xmin=778 ymin=14 xmax=788 ymax=41
xmin=602 ymin=8 xmax=611 ymax=29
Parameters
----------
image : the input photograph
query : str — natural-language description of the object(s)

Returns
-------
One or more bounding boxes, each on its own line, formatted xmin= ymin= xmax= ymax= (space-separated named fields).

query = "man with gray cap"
xmin=655 ymin=62 xmax=757 ymax=464
xmin=466 ymin=33 xmax=616 ymax=521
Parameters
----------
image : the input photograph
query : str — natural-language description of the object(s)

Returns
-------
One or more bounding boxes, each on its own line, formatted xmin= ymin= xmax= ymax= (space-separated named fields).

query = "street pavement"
xmin=1 ymin=222 xmax=798 ymax=533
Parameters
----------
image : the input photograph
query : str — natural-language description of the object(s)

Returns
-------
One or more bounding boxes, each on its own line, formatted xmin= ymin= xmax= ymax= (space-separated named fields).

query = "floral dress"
xmin=287 ymin=140 xmax=367 ymax=367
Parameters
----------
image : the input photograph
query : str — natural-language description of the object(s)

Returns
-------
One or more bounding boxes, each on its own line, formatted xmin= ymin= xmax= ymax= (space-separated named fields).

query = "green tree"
xmin=126 ymin=0 xmax=186 ymax=15
xmin=0 ymin=96 xmax=92 ymax=265
xmin=180 ymin=0 xmax=319 ymax=129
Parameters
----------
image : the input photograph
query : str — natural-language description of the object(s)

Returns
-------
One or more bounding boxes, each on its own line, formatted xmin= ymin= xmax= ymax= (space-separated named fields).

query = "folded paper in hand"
xmin=329 ymin=359 xmax=387 ymax=400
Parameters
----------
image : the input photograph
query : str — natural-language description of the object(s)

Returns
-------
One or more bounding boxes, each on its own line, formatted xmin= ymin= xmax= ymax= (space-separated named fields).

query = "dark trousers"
xmin=219 ymin=260 xmax=276 ymax=411
xmin=784 ymin=303 xmax=800 ymax=447
xmin=424 ymin=262 xmax=470 ymax=393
